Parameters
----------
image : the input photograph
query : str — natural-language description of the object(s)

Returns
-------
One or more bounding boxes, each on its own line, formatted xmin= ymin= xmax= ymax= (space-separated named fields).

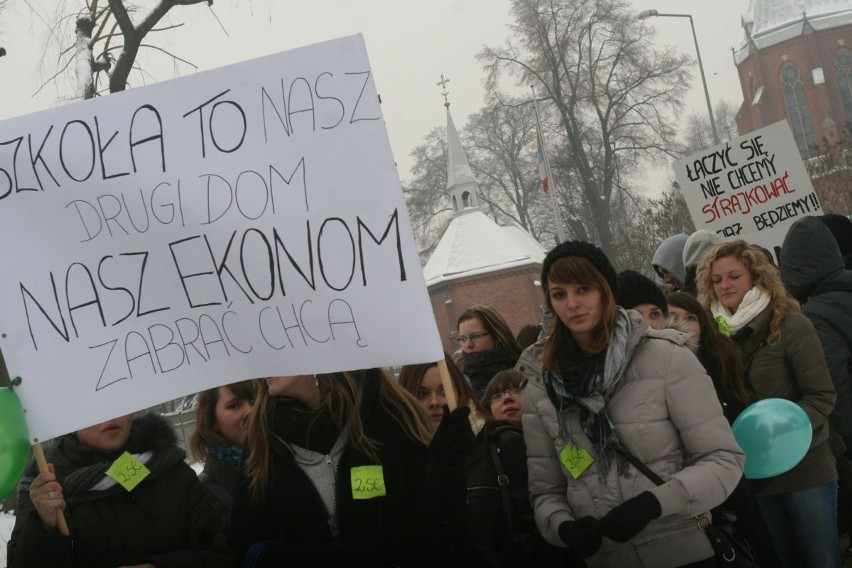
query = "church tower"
xmin=445 ymin=100 xmax=480 ymax=211
xmin=423 ymin=77 xmax=546 ymax=353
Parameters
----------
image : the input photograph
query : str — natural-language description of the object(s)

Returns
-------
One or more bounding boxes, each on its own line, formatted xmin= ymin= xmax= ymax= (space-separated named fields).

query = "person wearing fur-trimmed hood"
xmin=7 ymin=413 xmax=237 ymax=568
xmin=517 ymin=240 xmax=744 ymax=567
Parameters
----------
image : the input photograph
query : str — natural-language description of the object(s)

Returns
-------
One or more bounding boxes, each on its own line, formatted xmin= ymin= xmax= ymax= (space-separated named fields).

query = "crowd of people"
xmin=5 ymin=213 xmax=852 ymax=567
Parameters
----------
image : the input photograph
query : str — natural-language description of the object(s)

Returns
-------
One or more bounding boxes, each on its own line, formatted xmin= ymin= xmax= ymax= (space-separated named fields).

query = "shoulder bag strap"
xmin=615 ymin=447 xmax=665 ymax=486
xmin=489 ymin=436 xmax=514 ymax=538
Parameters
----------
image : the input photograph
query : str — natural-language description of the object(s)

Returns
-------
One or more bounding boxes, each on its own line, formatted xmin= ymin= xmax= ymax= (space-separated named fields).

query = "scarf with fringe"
xmin=544 ymin=308 xmax=635 ymax=478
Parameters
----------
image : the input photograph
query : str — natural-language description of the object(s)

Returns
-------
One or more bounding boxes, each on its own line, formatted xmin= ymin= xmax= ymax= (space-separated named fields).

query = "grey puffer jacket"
xmin=517 ymin=310 xmax=745 ymax=568
xmin=781 ymin=215 xmax=852 ymax=437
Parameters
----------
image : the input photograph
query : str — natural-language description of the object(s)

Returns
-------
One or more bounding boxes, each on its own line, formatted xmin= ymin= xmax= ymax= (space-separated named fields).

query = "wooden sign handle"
xmin=436 ymin=358 xmax=458 ymax=411
xmin=32 ymin=443 xmax=70 ymax=536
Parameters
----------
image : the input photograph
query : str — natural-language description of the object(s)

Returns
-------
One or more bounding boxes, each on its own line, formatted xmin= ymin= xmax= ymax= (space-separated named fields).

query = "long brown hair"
xmin=667 ymin=292 xmax=752 ymax=405
xmin=457 ymin=305 xmax=522 ymax=360
xmin=697 ymin=240 xmax=799 ymax=344
xmin=190 ymin=380 xmax=259 ymax=464
xmin=398 ymin=352 xmax=476 ymax=415
xmin=244 ymin=369 xmax=431 ymax=502
xmin=542 ymin=256 xmax=617 ymax=369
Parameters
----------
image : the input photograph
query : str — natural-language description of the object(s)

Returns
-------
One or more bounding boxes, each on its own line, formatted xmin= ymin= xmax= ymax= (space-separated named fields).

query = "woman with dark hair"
xmin=230 ymin=369 xmax=470 ymax=567
xmin=516 ymin=324 xmax=543 ymax=352
xmin=519 ymin=240 xmax=744 ymax=567
xmin=667 ymin=291 xmax=778 ymax=565
xmin=457 ymin=305 xmax=523 ymax=394
xmin=399 ymin=360 xmax=563 ymax=566
xmin=482 ymin=370 xmax=525 ymax=427
xmin=190 ymin=380 xmax=259 ymax=513
xmin=399 ymin=352 xmax=482 ymax=430
xmin=666 ymin=292 xmax=752 ymax=422
xmin=454 ymin=369 xmax=569 ymax=568
xmin=698 ymin=240 xmax=839 ymax=568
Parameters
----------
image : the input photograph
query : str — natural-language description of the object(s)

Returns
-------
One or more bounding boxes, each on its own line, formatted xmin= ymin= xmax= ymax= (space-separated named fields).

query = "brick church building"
xmin=734 ymin=1 xmax=852 ymax=160
xmin=422 ymin=101 xmax=546 ymax=354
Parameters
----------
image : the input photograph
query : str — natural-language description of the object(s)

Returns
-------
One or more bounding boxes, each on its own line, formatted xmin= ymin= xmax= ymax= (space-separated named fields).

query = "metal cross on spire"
xmin=437 ymin=74 xmax=451 ymax=107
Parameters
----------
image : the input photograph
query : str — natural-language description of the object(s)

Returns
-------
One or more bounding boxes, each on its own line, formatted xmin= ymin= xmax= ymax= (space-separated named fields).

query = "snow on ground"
xmin=1 ymin=511 xmax=15 ymax=567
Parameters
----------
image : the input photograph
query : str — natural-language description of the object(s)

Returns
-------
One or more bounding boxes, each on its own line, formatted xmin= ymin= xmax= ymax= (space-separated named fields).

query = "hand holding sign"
xmin=0 ymin=382 xmax=30 ymax=500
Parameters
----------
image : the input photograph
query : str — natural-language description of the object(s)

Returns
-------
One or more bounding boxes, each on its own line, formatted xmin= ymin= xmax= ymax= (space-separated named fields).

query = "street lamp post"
xmin=638 ymin=9 xmax=720 ymax=145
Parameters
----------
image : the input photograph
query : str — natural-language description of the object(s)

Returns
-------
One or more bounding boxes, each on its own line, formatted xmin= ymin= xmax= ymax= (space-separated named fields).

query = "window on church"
xmin=462 ymin=191 xmax=471 ymax=207
xmin=835 ymin=48 xmax=852 ymax=126
xmin=780 ymin=63 xmax=815 ymax=158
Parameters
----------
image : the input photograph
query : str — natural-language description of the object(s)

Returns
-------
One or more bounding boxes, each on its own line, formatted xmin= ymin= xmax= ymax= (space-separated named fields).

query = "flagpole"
xmin=531 ymin=85 xmax=566 ymax=244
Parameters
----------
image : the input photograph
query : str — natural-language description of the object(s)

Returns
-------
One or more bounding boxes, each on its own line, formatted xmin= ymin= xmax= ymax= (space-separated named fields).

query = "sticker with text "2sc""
xmin=106 ymin=451 xmax=151 ymax=492
xmin=560 ymin=443 xmax=594 ymax=479
xmin=351 ymin=465 xmax=386 ymax=499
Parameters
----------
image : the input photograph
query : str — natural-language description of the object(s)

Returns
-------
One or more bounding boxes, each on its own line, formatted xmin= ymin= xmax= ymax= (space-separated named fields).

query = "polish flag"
xmin=537 ymin=151 xmax=549 ymax=193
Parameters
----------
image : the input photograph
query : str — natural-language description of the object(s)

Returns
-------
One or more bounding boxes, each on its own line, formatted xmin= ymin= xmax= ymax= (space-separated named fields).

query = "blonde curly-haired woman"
xmin=698 ymin=239 xmax=839 ymax=568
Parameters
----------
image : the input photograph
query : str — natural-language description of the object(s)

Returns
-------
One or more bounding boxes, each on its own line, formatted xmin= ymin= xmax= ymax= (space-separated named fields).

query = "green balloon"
xmin=0 ymin=387 xmax=30 ymax=499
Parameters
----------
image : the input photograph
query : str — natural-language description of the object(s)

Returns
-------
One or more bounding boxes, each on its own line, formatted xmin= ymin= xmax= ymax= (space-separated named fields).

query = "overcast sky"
xmin=0 ymin=0 xmax=751 ymax=194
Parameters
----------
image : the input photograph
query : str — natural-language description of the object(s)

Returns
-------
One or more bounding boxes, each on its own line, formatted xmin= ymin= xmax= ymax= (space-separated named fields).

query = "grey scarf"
xmin=545 ymin=308 xmax=636 ymax=477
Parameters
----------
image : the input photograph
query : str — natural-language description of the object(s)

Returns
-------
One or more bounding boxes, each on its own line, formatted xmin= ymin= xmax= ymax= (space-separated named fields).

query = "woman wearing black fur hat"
xmin=517 ymin=240 xmax=744 ymax=567
xmin=7 ymin=413 xmax=236 ymax=568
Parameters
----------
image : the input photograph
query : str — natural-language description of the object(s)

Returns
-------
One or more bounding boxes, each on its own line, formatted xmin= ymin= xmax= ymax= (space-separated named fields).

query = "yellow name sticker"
xmin=560 ymin=443 xmax=594 ymax=479
xmin=351 ymin=465 xmax=387 ymax=500
xmin=106 ymin=451 xmax=151 ymax=492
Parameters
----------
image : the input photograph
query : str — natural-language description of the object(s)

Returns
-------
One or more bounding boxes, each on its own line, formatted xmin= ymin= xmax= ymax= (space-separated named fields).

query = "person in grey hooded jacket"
xmin=652 ymin=233 xmax=689 ymax=292
xmin=681 ymin=230 xmax=722 ymax=296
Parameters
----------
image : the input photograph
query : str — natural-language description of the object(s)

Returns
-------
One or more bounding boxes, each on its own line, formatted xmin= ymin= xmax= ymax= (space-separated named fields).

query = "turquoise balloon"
xmin=732 ymin=398 xmax=812 ymax=479
xmin=0 ymin=387 xmax=30 ymax=499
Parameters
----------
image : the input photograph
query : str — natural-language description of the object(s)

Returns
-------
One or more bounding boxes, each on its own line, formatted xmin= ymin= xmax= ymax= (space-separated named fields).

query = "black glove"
xmin=598 ymin=491 xmax=661 ymax=543
xmin=558 ymin=516 xmax=602 ymax=558
xmin=429 ymin=405 xmax=475 ymax=467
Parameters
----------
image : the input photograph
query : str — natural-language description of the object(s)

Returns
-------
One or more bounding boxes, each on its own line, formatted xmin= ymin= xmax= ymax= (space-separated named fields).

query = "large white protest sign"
xmin=0 ymin=34 xmax=444 ymax=442
xmin=674 ymin=120 xmax=822 ymax=251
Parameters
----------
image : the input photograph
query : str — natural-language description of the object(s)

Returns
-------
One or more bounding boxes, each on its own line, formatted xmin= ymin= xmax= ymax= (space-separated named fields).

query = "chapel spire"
xmin=437 ymin=74 xmax=480 ymax=213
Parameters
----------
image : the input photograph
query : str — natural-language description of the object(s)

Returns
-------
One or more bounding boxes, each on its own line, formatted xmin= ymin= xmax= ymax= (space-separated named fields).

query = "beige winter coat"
xmin=518 ymin=311 xmax=745 ymax=568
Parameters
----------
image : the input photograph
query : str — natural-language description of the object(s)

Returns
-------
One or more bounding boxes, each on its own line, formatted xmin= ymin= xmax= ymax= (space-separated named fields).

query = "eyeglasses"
xmin=489 ymin=388 xmax=523 ymax=402
xmin=455 ymin=331 xmax=490 ymax=344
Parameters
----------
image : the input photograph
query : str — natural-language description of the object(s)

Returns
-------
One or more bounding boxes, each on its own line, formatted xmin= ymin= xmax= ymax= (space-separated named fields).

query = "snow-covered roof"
xmin=735 ymin=0 xmax=852 ymax=64
xmin=423 ymin=208 xmax=546 ymax=288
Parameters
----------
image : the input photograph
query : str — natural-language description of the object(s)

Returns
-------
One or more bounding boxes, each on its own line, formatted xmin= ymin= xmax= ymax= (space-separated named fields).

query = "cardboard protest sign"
xmin=0 ymin=34 xmax=444 ymax=442
xmin=674 ymin=120 xmax=821 ymax=250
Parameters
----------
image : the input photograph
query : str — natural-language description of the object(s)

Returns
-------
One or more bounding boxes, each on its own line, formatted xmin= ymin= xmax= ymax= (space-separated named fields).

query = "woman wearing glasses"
xmin=456 ymin=306 xmax=523 ymax=395
xmin=465 ymin=370 xmax=570 ymax=567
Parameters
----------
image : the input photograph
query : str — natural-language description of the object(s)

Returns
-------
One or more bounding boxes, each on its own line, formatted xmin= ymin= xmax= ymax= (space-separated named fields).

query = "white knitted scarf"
xmin=711 ymin=287 xmax=771 ymax=336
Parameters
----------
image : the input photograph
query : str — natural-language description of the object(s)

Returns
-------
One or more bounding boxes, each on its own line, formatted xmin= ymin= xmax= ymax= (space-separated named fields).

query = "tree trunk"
xmin=75 ymin=16 xmax=96 ymax=100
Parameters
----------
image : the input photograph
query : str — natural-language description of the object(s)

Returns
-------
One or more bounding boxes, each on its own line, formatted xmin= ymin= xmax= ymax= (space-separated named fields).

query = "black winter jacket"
xmin=6 ymin=414 xmax=236 ymax=568
xmin=229 ymin=371 xmax=462 ymax=567
xmin=199 ymin=458 xmax=242 ymax=513
xmin=782 ymin=216 xmax=852 ymax=437
xmin=458 ymin=421 xmax=566 ymax=568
